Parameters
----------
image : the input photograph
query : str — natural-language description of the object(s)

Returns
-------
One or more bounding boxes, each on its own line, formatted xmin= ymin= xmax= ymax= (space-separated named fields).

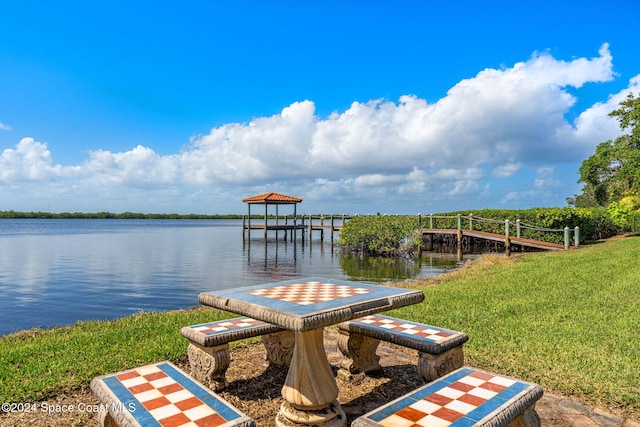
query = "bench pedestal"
xmin=97 ymin=411 xmax=114 ymax=427
xmin=338 ymin=330 xmax=466 ymax=382
xmin=187 ymin=342 xmax=231 ymax=391
xmin=337 ymin=329 xmax=382 ymax=375
xmin=418 ymin=345 xmax=465 ymax=382
xmin=181 ymin=318 xmax=293 ymax=391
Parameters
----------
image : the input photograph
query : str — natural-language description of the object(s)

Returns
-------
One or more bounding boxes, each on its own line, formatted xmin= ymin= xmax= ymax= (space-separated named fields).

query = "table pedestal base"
xmin=277 ymin=329 xmax=347 ymax=427
xmin=276 ymin=401 xmax=346 ymax=427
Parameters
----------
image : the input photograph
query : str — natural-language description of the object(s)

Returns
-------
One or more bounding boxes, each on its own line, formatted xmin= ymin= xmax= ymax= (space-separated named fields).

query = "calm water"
xmin=0 ymin=219 xmax=464 ymax=335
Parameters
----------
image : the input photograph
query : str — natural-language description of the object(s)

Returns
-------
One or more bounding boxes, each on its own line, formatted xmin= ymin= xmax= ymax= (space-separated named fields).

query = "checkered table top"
xmin=352 ymin=315 xmax=457 ymax=343
xmin=247 ymin=280 xmax=373 ymax=305
xmin=93 ymin=361 xmax=251 ymax=427
xmin=198 ymin=277 xmax=425 ymax=332
xmin=356 ymin=367 xmax=542 ymax=427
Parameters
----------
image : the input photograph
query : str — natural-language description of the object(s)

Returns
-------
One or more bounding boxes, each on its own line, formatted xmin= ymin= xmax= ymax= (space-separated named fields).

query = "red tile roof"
xmin=242 ymin=192 xmax=303 ymax=204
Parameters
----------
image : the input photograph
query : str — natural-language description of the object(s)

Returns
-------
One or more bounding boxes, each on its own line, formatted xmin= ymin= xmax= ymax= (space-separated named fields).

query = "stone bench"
xmin=352 ymin=366 xmax=543 ymax=427
xmin=180 ymin=317 xmax=294 ymax=390
xmin=337 ymin=314 xmax=469 ymax=382
xmin=90 ymin=360 xmax=256 ymax=427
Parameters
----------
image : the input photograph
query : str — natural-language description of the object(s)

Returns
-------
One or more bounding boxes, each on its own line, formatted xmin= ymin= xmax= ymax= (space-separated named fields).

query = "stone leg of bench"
xmin=507 ymin=405 xmax=541 ymax=427
xmin=261 ymin=330 xmax=295 ymax=366
xmin=336 ymin=329 xmax=382 ymax=375
xmin=417 ymin=345 xmax=464 ymax=382
xmin=187 ymin=342 xmax=230 ymax=391
xmin=97 ymin=410 xmax=115 ymax=427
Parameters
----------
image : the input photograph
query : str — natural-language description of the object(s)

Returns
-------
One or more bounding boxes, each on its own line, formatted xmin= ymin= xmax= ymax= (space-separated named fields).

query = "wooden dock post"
xmin=284 ymin=215 xmax=288 ymax=241
xmin=330 ymin=214 xmax=334 ymax=242
xmin=457 ymin=214 xmax=462 ymax=249
xmin=242 ymin=215 xmax=246 ymax=240
xmin=417 ymin=213 xmax=422 ymax=253
xmin=505 ymin=219 xmax=511 ymax=255
xmin=264 ymin=204 xmax=268 ymax=240
xmin=246 ymin=207 xmax=252 ymax=240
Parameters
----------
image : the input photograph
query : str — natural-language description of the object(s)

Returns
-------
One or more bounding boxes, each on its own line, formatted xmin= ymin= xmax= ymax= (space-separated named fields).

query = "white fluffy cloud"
xmin=1 ymin=44 xmax=637 ymax=213
xmin=0 ymin=138 xmax=74 ymax=182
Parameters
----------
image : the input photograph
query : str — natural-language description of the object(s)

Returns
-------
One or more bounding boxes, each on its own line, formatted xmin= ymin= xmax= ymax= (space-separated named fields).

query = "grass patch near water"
xmin=0 ymin=307 xmax=234 ymax=402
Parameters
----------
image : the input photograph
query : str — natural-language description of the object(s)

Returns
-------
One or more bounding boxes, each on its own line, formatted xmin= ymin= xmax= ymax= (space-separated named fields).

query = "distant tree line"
xmin=0 ymin=211 xmax=306 ymax=220
xmin=0 ymin=211 xmax=245 ymax=219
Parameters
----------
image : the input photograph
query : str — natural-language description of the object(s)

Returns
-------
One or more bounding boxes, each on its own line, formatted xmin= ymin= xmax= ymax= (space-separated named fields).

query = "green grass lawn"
xmin=0 ymin=307 xmax=234 ymax=402
xmin=1 ymin=235 xmax=639 ymax=417
xmin=393 ymin=235 xmax=640 ymax=414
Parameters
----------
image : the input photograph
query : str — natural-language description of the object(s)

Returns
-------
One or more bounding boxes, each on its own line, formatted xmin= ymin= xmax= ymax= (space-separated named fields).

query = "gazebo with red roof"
xmin=242 ymin=192 xmax=304 ymax=240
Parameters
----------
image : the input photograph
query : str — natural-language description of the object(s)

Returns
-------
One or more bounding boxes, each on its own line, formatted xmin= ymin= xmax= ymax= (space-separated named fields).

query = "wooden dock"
xmin=418 ymin=213 xmax=579 ymax=253
xmin=421 ymin=228 xmax=565 ymax=251
xmin=242 ymin=212 xmax=579 ymax=253
xmin=242 ymin=214 xmax=348 ymax=242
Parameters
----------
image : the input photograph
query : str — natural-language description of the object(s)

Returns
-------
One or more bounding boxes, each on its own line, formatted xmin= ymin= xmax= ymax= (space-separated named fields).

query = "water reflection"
xmin=243 ymin=237 xmax=301 ymax=281
xmin=242 ymin=235 xmax=464 ymax=284
xmin=0 ymin=219 xmax=465 ymax=335
xmin=340 ymin=254 xmax=421 ymax=282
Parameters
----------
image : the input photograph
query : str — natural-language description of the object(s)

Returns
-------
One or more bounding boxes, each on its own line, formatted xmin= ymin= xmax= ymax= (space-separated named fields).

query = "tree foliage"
xmin=575 ymin=92 xmax=640 ymax=207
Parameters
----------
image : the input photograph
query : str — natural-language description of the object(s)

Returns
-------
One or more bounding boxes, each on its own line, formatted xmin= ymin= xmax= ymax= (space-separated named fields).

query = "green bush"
xmin=339 ymin=215 xmax=421 ymax=256
xmin=606 ymin=201 xmax=640 ymax=232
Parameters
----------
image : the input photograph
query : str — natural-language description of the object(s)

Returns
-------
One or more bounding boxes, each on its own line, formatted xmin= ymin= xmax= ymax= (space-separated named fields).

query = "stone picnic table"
xmin=198 ymin=277 xmax=424 ymax=427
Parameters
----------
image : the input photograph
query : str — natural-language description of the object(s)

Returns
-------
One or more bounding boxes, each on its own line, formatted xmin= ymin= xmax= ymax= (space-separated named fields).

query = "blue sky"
xmin=1 ymin=1 xmax=638 ymax=215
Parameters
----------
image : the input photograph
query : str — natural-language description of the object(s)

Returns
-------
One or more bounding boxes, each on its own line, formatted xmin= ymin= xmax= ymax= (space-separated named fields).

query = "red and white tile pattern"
xmin=373 ymin=369 xmax=518 ymax=426
xmin=247 ymin=280 xmax=373 ymax=305
xmin=188 ymin=317 xmax=266 ymax=336
xmin=355 ymin=315 xmax=456 ymax=342
xmin=114 ymin=364 xmax=230 ymax=426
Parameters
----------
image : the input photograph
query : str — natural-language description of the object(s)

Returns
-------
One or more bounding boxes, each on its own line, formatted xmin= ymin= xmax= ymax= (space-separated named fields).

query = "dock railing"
xmin=419 ymin=213 xmax=580 ymax=249
xmin=305 ymin=214 xmax=353 ymax=242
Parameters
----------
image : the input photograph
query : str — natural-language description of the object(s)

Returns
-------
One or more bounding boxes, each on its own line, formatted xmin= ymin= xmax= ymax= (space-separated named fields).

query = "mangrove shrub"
xmin=339 ymin=215 xmax=422 ymax=256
